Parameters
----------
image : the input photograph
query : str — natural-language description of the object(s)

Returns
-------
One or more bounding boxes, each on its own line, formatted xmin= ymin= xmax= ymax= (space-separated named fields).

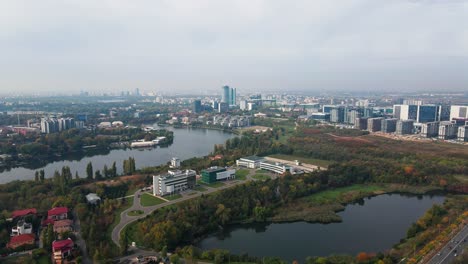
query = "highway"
xmin=426 ymin=224 xmax=468 ymax=264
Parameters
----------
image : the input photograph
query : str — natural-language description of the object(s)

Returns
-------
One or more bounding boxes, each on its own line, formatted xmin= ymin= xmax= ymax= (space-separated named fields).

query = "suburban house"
xmin=48 ymin=207 xmax=69 ymax=221
xmin=11 ymin=220 xmax=33 ymax=236
xmin=53 ymin=219 xmax=73 ymax=234
xmin=7 ymin=234 xmax=35 ymax=249
xmin=52 ymin=238 xmax=74 ymax=263
xmin=11 ymin=208 xmax=37 ymax=219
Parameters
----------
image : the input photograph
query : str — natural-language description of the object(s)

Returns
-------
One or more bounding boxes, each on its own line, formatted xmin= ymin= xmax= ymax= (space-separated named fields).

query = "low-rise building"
xmin=367 ymin=118 xmax=383 ymax=132
xmin=396 ymin=120 xmax=414 ymax=135
xmin=153 ymin=170 xmax=196 ymax=196
xmin=48 ymin=207 xmax=69 ymax=221
xmin=458 ymin=125 xmax=468 ymax=142
xmin=7 ymin=234 xmax=35 ymax=249
xmin=259 ymin=161 xmax=291 ymax=174
xmin=11 ymin=220 xmax=33 ymax=236
xmin=11 ymin=208 xmax=37 ymax=219
xmin=52 ymin=238 xmax=74 ymax=263
xmin=421 ymin=122 xmax=439 ymax=138
xmin=381 ymin=118 xmax=397 ymax=133
xmin=236 ymin=156 xmax=265 ymax=169
xmin=53 ymin=219 xmax=74 ymax=234
xmin=201 ymin=167 xmax=236 ymax=183
xmin=438 ymin=121 xmax=457 ymax=140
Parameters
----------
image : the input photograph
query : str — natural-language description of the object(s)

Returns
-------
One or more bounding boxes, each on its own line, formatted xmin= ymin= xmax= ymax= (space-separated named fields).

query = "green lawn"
xmin=235 ymin=169 xmax=249 ymax=180
xmin=128 ymin=210 xmax=144 ymax=216
xmin=252 ymin=173 xmax=270 ymax=181
xmin=165 ymin=193 xmax=183 ymax=200
xmin=140 ymin=193 xmax=166 ymax=206
xmin=305 ymin=185 xmax=384 ymax=205
xmin=269 ymin=154 xmax=333 ymax=168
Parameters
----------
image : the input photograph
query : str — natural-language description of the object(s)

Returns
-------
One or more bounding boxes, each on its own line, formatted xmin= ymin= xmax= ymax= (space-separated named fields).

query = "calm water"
xmin=198 ymin=194 xmax=445 ymax=262
xmin=0 ymin=126 xmax=233 ymax=183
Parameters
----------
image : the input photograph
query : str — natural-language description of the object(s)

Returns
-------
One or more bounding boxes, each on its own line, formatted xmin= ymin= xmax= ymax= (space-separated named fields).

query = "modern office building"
xmin=421 ymin=122 xmax=439 ymax=138
xmin=367 ymin=118 xmax=383 ymax=132
xmin=192 ymin=100 xmax=202 ymax=113
xmin=355 ymin=117 xmax=368 ymax=130
xmin=458 ymin=126 xmax=468 ymax=142
xmin=417 ymin=105 xmax=439 ymax=123
xmin=347 ymin=109 xmax=361 ymax=125
xmin=438 ymin=105 xmax=451 ymax=121
xmin=201 ymin=166 xmax=236 ymax=183
xmin=221 ymin=85 xmax=236 ymax=106
xmin=311 ymin=113 xmax=330 ymax=121
xmin=381 ymin=118 xmax=397 ymax=133
xmin=153 ymin=170 xmax=196 ymax=196
xmin=218 ymin=102 xmax=229 ymax=113
xmin=393 ymin=105 xmax=418 ymax=121
xmin=259 ymin=161 xmax=291 ymax=174
xmin=330 ymin=107 xmax=346 ymax=123
xmin=236 ymin=156 xmax=265 ymax=168
xmin=438 ymin=121 xmax=457 ymax=140
xmin=396 ymin=120 xmax=414 ymax=135
xmin=450 ymin=105 xmax=468 ymax=121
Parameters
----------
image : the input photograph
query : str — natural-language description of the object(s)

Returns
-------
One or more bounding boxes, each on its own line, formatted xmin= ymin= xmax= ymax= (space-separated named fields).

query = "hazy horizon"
xmin=1 ymin=0 xmax=467 ymax=94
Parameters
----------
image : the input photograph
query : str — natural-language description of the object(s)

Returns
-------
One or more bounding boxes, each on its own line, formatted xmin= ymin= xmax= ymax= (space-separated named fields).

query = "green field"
xmin=269 ymin=154 xmax=333 ymax=168
xmin=235 ymin=169 xmax=250 ymax=180
xmin=305 ymin=185 xmax=385 ymax=205
xmin=140 ymin=193 xmax=166 ymax=206
xmin=165 ymin=193 xmax=183 ymax=200
xmin=252 ymin=173 xmax=270 ymax=181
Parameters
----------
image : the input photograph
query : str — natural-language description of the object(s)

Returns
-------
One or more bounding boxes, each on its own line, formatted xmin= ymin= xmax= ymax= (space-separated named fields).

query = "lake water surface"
xmin=0 ymin=126 xmax=234 ymax=183
xmin=198 ymin=193 xmax=445 ymax=262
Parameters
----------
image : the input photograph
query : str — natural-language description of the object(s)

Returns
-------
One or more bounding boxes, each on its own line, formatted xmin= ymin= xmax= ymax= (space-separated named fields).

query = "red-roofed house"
xmin=7 ymin=234 xmax=35 ymax=249
xmin=47 ymin=207 xmax=69 ymax=221
xmin=11 ymin=208 xmax=37 ymax=219
xmin=52 ymin=238 xmax=74 ymax=263
xmin=53 ymin=219 xmax=73 ymax=234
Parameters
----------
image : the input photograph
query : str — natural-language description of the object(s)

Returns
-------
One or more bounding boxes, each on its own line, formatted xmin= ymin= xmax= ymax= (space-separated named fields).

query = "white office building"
xmin=153 ymin=170 xmax=196 ymax=196
xmin=236 ymin=156 xmax=265 ymax=169
xmin=259 ymin=161 xmax=291 ymax=174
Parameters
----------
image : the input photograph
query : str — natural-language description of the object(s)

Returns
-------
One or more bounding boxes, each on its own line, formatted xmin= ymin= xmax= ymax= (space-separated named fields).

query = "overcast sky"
xmin=0 ymin=0 xmax=467 ymax=95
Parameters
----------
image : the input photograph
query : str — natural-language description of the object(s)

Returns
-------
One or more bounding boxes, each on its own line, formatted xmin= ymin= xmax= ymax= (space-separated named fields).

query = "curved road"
xmin=111 ymin=172 xmax=260 ymax=247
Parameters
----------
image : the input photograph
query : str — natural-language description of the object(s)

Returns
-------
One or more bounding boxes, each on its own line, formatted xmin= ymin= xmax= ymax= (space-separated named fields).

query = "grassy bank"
xmin=140 ymin=193 xmax=166 ymax=206
xmin=270 ymin=184 xmax=442 ymax=223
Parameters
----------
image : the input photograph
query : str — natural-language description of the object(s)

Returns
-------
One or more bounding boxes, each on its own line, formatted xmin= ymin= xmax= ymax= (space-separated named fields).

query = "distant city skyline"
xmin=0 ymin=1 xmax=467 ymax=94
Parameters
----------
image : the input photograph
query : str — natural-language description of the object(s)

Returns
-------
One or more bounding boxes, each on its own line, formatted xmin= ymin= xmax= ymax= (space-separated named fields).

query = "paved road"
xmin=111 ymin=171 xmax=260 ymax=247
xmin=426 ymin=224 xmax=468 ymax=264
xmin=73 ymin=210 xmax=92 ymax=264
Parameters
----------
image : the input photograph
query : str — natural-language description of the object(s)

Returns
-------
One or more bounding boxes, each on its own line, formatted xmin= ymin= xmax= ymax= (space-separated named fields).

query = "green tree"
xmin=86 ymin=162 xmax=93 ymax=180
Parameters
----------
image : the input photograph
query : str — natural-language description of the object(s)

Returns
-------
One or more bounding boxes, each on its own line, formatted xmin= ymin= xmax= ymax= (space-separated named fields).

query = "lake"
xmin=0 ymin=126 xmax=234 ymax=184
xmin=197 ymin=193 xmax=445 ymax=262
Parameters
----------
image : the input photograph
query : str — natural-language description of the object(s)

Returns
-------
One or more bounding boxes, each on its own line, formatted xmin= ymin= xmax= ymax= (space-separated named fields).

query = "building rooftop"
xmin=202 ymin=166 xmax=226 ymax=173
xmin=11 ymin=208 xmax=37 ymax=219
xmin=240 ymin=155 xmax=264 ymax=162
xmin=85 ymin=193 xmax=101 ymax=203
xmin=9 ymin=234 xmax=35 ymax=245
xmin=53 ymin=219 xmax=73 ymax=228
xmin=52 ymin=238 xmax=74 ymax=251
xmin=48 ymin=207 xmax=69 ymax=216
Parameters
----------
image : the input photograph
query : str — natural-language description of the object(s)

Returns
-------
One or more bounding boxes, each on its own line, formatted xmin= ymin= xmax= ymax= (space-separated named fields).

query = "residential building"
xmin=153 ymin=170 xmax=196 ymax=196
xmin=201 ymin=167 xmax=236 ymax=183
xmin=259 ymin=161 xmax=291 ymax=174
xmin=52 ymin=238 xmax=74 ymax=263
xmin=355 ymin=117 xmax=368 ymax=130
xmin=458 ymin=125 xmax=468 ymax=142
xmin=438 ymin=121 xmax=457 ymax=140
xmin=7 ymin=234 xmax=35 ymax=249
xmin=11 ymin=208 xmax=37 ymax=219
xmin=347 ymin=109 xmax=361 ymax=125
xmin=218 ymin=102 xmax=229 ymax=113
xmin=367 ymin=118 xmax=383 ymax=132
xmin=11 ymin=220 xmax=33 ymax=236
xmin=396 ymin=120 xmax=414 ymax=135
xmin=450 ymin=105 xmax=468 ymax=120
xmin=421 ymin=122 xmax=439 ymax=138
xmin=236 ymin=156 xmax=265 ymax=169
xmin=53 ymin=219 xmax=73 ymax=234
xmin=48 ymin=207 xmax=69 ymax=221
xmin=85 ymin=193 xmax=101 ymax=205
xmin=381 ymin=118 xmax=397 ymax=133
